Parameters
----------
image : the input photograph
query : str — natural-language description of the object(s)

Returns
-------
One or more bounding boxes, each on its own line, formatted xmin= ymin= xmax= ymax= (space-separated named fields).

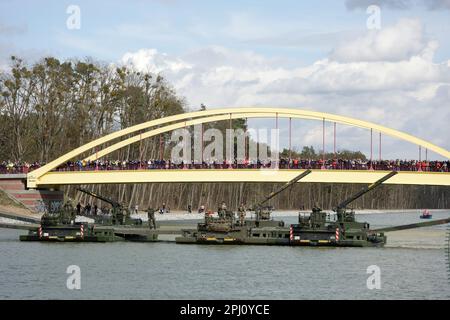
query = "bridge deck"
xmin=32 ymin=169 xmax=450 ymax=186
xmin=0 ymin=211 xmax=41 ymax=223
xmin=0 ymin=222 xmax=39 ymax=230
xmin=112 ymin=226 xmax=188 ymax=235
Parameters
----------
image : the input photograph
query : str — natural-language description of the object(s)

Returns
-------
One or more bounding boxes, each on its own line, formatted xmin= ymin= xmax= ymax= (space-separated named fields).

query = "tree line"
xmin=0 ymin=56 xmax=184 ymax=163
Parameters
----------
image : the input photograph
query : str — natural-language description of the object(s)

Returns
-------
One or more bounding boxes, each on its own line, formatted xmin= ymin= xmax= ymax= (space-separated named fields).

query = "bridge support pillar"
xmin=0 ymin=174 xmax=63 ymax=212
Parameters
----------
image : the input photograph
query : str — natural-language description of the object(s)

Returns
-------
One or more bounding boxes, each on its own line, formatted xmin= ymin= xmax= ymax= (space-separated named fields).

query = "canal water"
xmin=0 ymin=211 xmax=449 ymax=299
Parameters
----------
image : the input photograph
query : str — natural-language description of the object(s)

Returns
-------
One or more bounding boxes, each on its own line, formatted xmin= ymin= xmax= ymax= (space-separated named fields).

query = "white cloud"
xmin=119 ymin=19 xmax=450 ymax=159
xmin=267 ymin=54 xmax=450 ymax=94
xmin=121 ymin=48 xmax=192 ymax=74
xmin=330 ymin=19 xmax=432 ymax=62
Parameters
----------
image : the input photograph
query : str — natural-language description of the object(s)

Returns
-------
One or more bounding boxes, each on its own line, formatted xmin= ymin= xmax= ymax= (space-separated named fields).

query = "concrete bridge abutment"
xmin=0 ymin=174 xmax=63 ymax=213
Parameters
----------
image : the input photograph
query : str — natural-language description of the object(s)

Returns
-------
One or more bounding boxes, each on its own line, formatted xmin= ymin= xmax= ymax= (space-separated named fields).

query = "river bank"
xmin=1 ymin=208 xmax=448 ymax=225
xmin=133 ymin=209 xmax=450 ymax=221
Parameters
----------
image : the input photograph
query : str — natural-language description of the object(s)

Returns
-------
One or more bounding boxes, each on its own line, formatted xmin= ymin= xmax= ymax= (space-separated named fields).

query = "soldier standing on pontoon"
xmin=237 ymin=203 xmax=246 ymax=226
xmin=147 ymin=207 xmax=156 ymax=229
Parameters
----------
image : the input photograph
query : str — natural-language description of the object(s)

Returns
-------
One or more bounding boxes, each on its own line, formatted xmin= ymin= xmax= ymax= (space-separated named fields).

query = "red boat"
xmin=420 ymin=209 xmax=432 ymax=219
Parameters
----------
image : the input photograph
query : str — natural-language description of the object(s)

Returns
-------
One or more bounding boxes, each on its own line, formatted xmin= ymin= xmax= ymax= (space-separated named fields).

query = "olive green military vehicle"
xmin=176 ymin=171 xmax=450 ymax=247
xmin=20 ymin=188 xmax=146 ymax=242
xmin=75 ymin=188 xmax=160 ymax=241
xmin=176 ymin=170 xmax=310 ymax=245
xmin=20 ymin=200 xmax=119 ymax=242
xmin=76 ymin=188 xmax=143 ymax=226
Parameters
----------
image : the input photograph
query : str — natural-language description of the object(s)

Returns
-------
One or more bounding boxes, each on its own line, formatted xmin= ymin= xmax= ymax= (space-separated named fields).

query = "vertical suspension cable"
xmin=184 ymin=121 xmax=187 ymax=169
xmin=370 ymin=128 xmax=373 ymax=170
xmin=229 ymin=113 xmax=232 ymax=168
xmin=95 ymin=147 xmax=98 ymax=171
xmin=201 ymin=122 xmax=204 ymax=165
xmin=276 ymin=112 xmax=278 ymax=169
xmin=289 ymin=117 xmax=292 ymax=168
xmin=244 ymin=118 xmax=248 ymax=164
xmin=379 ymin=132 xmax=382 ymax=162
xmin=333 ymin=122 xmax=336 ymax=159
xmin=160 ymin=134 xmax=163 ymax=162
xmin=418 ymin=146 xmax=422 ymax=171
xmin=139 ymin=132 xmax=143 ymax=169
xmin=321 ymin=118 xmax=325 ymax=169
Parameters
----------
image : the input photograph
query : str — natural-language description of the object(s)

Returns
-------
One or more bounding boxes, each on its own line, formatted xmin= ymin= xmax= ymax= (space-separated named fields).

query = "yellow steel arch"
xmin=27 ymin=107 xmax=450 ymax=188
xmin=27 ymin=108 xmax=247 ymax=186
xmin=83 ymin=113 xmax=277 ymax=161
xmin=83 ymin=108 xmax=450 ymax=162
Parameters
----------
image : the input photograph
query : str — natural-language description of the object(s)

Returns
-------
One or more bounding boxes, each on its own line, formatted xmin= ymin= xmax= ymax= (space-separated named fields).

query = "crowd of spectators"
xmin=1 ymin=158 xmax=449 ymax=174
xmin=0 ymin=161 xmax=44 ymax=174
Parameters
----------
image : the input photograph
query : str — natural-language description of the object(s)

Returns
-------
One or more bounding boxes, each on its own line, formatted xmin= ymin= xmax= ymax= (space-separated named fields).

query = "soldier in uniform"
xmin=237 ymin=203 xmax=246 ymax=226
xmin=115 ymin=205 xmax=125 ymax=225
xmin=62 ymin=200 xmax=74 ymax=224
xmin=218 ymin=202 xmax=227 ymax=219
xmin=147 ymin=208 xmax=156 ymax=229
xmin=204 ymin=210 xmax=212 ymax=225
xmin=312 ymin=202 xmax=322 ymax=213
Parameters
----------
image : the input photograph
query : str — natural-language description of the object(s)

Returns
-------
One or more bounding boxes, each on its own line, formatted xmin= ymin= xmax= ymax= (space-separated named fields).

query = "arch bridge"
xmin=26 ymin=108 xmax=450 ymax=188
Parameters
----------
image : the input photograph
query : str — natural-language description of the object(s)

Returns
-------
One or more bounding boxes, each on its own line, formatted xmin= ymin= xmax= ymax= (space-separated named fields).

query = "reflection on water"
xmin=0 ymin=211 xmax=449 ymax=299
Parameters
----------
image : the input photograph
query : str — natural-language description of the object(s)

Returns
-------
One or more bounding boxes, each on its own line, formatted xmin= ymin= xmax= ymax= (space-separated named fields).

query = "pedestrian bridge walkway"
xmin=34 ymin=169 xmax=450 ymax=186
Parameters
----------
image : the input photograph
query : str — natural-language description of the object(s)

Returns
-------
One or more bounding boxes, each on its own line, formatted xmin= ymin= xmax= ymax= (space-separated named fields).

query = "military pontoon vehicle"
xmin=20 ymin=200 xmax=120 ymax=242
xmin=20 ymin=188 xmax=145 ymax=242
xmin=176 ymin=170 xmax=309 ymax=245
xmin=176 ymin=171 xmax=450 ymax=247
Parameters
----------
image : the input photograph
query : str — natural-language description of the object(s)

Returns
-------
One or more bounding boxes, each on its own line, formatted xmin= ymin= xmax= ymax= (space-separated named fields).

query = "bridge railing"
xmin=0 ymin=165 xmax=41 ymax=175
xmin=2 ymin=159 xmax=448 ymax=174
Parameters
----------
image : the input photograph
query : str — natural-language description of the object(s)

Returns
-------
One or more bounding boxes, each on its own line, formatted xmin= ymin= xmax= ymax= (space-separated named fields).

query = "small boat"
xmin=420 ymin=209 xmax=432 ymax=219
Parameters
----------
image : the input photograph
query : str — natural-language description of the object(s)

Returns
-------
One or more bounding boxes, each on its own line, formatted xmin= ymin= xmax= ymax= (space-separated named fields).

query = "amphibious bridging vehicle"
xmin=176 ymin=171 xmax=450 ymax=247
xmin=20 ymin=188 xmax=146 ymax=242
xmin=19 ymin=201 xmax=120 ymax=242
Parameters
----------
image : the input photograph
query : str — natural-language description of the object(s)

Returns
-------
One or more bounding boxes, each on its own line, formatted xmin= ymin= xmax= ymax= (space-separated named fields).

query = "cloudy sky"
xmin=1 ymin=0 xmax=449 ymax=159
